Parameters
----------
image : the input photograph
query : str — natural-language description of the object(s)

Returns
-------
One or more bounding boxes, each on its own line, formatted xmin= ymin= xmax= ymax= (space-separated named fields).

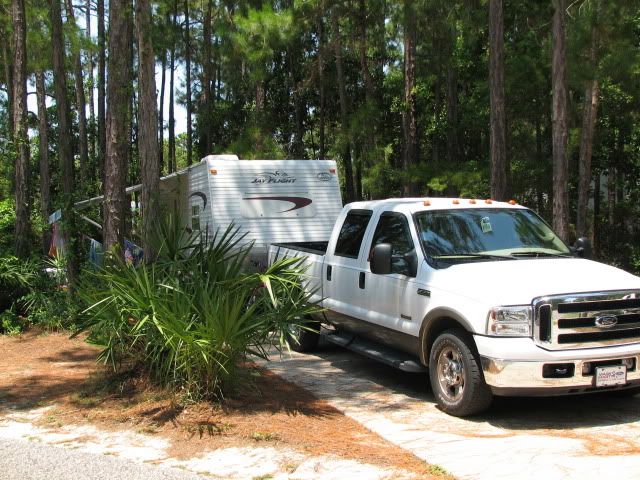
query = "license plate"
xmin=595 ymin=365 xmax=627 ymax=387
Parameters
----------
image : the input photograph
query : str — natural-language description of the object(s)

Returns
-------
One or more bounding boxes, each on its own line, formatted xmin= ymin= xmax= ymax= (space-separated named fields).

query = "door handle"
xmin=359 ymin=272 xmax=365 ymax=289
xmin=326 ymin=265 xmax=332 ymax=281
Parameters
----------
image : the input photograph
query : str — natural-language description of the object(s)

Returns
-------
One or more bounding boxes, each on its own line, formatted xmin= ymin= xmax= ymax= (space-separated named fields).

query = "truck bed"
xmin=271 ymin=241 xmax=329 ymax=256
xmin=268 ymin=242 xmax=327 ymax=306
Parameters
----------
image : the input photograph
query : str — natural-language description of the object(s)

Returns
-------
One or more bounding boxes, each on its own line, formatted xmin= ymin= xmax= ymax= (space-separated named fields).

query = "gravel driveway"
xmin=261 ymin=343 xmax=640 ymax=480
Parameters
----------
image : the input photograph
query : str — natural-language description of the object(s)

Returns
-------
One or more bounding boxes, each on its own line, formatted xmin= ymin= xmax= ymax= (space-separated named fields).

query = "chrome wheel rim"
xmin=437 ymin=346 xmax=465 ymax=401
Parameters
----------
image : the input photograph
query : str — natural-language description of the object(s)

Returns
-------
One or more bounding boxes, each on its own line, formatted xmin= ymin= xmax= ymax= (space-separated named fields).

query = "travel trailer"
xmin=66 ymin=155 xmax=344 ymax=269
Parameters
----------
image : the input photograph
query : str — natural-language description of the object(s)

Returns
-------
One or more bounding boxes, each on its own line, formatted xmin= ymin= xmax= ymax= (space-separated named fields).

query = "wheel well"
xmin=420 ymin=316 xmax=471 ymax=366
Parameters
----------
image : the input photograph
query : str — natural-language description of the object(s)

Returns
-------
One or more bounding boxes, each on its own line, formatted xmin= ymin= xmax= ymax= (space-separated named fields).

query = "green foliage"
xmin=0 ymin=199 xmax=17 ymax=254
xmin=0 ymin=308 xmax=24 ymax=335
xmin=77 ymin=213 xmax=319 ymax=400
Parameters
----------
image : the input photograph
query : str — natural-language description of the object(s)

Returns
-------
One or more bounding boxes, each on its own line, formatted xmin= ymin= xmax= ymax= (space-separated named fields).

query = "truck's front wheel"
xmin=429 ymin=329 xmax=493 ymax=417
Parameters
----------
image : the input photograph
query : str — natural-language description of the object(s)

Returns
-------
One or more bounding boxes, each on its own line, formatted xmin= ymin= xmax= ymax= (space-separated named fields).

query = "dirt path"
xmin=0 ymin=331 xmax=444 ymax=480
xmin=260 ymin=344 xmax=640 ymax=480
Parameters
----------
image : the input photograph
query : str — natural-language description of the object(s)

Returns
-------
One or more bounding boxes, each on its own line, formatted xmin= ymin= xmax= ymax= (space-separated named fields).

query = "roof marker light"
xmin=209 ymin=169 xmax=218 ymax=175
xmin=469 ymin=199 xmax=476 ymax=204
xmin=452 ymin=199 xmax=460 ymax=205
xmin=423 ymin=200 xmax=431 ymax=206
xmin=509 ymin=200 xmax=518 ymax=205
xmin=485 ymin=199 xmax=493 ymax=204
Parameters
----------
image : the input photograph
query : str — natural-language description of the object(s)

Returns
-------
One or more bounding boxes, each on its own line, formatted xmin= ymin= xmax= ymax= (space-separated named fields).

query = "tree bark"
xmin=65 ymin=0 xmax=89 ymax=185
xmin=159 ymin=51 xmax=166 ymax=174
xmin=576 ymin=29 xmax=599 ymax=239
xmin=36 ymin=70 xmax=51 ymax=252
xmin=446 ymin=23 xmax=459 ymax=166
xmin=2 ymin=31 xmax=14 ymax=138
xmin=198 ymin=0 xmax=213 ymax=158
xmin=551 ymin=0 xmax=570 ymax=242
xmin=168 ymin=5 xmax=177 ymax=173
xmin=136 ymin=0 xmax=159 ymax=262
xmin=402 ymin=0 xmax=418 ymax=196
xmin=104 ymin=0 xmax=132 ymax=252
xmin=185 ymin=0 xmax=193 ymax=165
xmin=51 ymin=0 xmax=78 ymax=284
xmin=331 ymin=6 xmax=355 ymax=202
xmin=86 ymin=0 xmax=96 ymax=162
xmin=12 ymin=0 xmax=31 ymax=258
xmin=97 ymin=0 xmax=106 ymax=182
xmin=489 ymin=0 xmax=508 ymax=200
xmin=317 ymin=10 xmax=326 ymax=159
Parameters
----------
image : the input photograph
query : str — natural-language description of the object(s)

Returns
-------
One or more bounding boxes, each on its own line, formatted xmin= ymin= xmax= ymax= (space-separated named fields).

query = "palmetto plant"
xmin=77 ymin=213 xmax=318 ymax=400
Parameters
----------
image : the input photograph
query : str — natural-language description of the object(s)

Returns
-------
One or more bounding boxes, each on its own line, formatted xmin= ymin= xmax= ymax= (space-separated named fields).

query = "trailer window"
xmin=191 ymin=205 xmax=201 ymax=231
xmin=334 ymin=210 xmax=372 ymax=259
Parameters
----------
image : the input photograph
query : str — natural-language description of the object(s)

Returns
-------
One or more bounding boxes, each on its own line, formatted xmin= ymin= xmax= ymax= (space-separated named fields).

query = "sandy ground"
xmin=259 ymin=343 xmax=640 ymax=480
xmin=0 ymin=331 xmax=444 ymax=479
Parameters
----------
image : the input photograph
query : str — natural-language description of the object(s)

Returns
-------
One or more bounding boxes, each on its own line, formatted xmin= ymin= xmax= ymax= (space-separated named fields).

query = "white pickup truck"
xmin=268 ymin=198 xmax=640 ymax=416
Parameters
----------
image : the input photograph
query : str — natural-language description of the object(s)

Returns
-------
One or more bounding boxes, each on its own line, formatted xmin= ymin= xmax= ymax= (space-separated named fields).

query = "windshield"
xmin=415 ymin=208 xmax=571 ymax=261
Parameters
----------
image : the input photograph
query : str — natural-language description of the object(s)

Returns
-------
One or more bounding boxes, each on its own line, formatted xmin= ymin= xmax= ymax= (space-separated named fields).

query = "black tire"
xmin=428 ymin=329 xmax=493 ymax=417
xmin=286 ymin=319 xmax=321 ymax=353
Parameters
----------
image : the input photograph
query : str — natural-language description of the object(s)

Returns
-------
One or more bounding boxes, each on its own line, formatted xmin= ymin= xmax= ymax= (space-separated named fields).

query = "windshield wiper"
xmin=509 ymin=251 xmax=572 ymax=258
xmin=433 ymin=253 xmax=515 ymax=262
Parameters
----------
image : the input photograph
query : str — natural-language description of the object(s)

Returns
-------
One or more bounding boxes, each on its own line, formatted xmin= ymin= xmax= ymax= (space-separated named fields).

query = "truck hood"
xmin=431 ymin=258 xmax=640 ymax=306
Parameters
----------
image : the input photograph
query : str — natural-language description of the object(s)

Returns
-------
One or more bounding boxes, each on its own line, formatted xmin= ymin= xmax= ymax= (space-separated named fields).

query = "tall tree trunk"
xmin=51 ymin=0 xmax=78 ymax=284
xmin=104 ymin=0 xmax=132 ymax=251
xmin=446 ymin=22 xmax=459 ymax=166
xmin=65 ymin=0 xmax=89 ymax=186
xmin=2 ymin=32 xmax=14 ymax=138
xmin=489 ymin=0 xmax=508 ymax=200
xmin=185 ymin=0 xmax=193 ymax=165
xmin=86 ymin=0 xmax=96 ymax=162
xmin=330 ymin=6 xmax=355 ymax=202
xmin=12 ymin=0 xmax=31 ymax=258
xmin=317 ymin=10 xmax=326 ymax=160
xmin=199 ymin=0 xmax=213 ymax=157
xmin=97 ymin=0 xmax=106 ymax=182
xmin=158 ymin=51 xmax=166 ymax=173
xmin=551 ymin=0 xmax=570 ymax=242
xmin=136 ymin=0 xmax=159 ymax=262
xmin=36 ymin=70 xmax=51 ymax=253
xmin=357 ymin=0 xmax=376 ymax=196
xmin=168 ymin=5 xmax=177 ymax=173
xmin=576 ymin=29 xmax=599 ymax=239
xmin=402 ymin=0 xmax=418 ymax=196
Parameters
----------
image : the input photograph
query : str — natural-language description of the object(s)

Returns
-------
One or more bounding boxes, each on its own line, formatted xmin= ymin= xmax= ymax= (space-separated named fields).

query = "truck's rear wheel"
xmin=429 ymin=329 xmax=493 ymax=416
xmin=286 ymin=319 xmax=321 ymax=353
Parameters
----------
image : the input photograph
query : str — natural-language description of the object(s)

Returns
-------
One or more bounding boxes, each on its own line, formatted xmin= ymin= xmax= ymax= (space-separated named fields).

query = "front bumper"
xmin=474 ymin=335 xmax=640 ymax=396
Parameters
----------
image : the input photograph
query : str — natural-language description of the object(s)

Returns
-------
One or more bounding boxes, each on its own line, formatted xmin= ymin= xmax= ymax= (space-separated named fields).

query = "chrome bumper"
xmin=481 ymin=355 xmax=640 ymax=396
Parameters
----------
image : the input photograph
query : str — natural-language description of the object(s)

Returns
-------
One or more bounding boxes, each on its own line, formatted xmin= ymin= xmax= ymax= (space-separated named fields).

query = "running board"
xmin=322 ymin=331 xmax=427 ymax=373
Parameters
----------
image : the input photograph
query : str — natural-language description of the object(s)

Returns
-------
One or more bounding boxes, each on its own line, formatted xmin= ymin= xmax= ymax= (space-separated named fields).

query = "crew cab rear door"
xmin=323 ymin=209 xmax=373 ymax=328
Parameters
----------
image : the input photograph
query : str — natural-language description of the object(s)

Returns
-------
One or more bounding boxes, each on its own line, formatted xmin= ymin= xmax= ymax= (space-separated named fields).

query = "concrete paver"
xmin=261 ymin=344 xmax=640 ymax=480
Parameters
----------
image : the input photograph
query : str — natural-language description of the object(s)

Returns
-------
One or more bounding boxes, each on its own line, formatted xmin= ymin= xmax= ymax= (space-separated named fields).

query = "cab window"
xmin=334 ymin=210 xmax=373 ymax=259
xmin=370 ymin=212 xmax=415 ymax=274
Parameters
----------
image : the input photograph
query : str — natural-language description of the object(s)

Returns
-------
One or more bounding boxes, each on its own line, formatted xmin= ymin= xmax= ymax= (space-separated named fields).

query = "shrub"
xmin=77 ymin=214 xmax=318 ymax=400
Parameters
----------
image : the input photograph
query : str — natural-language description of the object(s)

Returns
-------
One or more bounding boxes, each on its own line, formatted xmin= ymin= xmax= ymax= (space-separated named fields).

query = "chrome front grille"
xmin=533 ymin=291 xmax=640 ymax=350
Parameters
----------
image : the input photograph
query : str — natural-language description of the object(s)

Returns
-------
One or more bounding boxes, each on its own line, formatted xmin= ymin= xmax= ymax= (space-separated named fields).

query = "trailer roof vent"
xmin=204 ymin=154 xmax=239 ymax=161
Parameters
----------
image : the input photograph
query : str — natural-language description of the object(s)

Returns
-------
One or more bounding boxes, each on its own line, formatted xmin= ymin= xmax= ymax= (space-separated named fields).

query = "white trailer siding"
xmin=204 ymin=158 xmax=343 ymax=269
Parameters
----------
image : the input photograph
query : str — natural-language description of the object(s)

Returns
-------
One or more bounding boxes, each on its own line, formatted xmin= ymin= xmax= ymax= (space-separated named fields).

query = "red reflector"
xmin=329 ymin=168 xmax=336 ymax=174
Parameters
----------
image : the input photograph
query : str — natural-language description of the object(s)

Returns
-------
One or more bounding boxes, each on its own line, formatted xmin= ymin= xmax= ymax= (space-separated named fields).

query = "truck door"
xmin=360 ymin=212 xmax=418 ymax=336
xmin=323 ymin=209 xmax=373 ymax=331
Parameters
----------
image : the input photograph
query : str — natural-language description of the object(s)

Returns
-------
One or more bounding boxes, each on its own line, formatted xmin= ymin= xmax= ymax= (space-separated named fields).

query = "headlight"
xmin=486 ymin=305 xmax=533 ymax=337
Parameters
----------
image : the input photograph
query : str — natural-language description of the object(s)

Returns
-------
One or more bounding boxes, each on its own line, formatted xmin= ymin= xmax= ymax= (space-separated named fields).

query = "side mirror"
xmin=404 ymin=249 xmax=418 ymax=277
xmin=371 ymin=243 xmax=392 ymax=275
xmin=574 ymin=237 xmax=592 ymax=259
